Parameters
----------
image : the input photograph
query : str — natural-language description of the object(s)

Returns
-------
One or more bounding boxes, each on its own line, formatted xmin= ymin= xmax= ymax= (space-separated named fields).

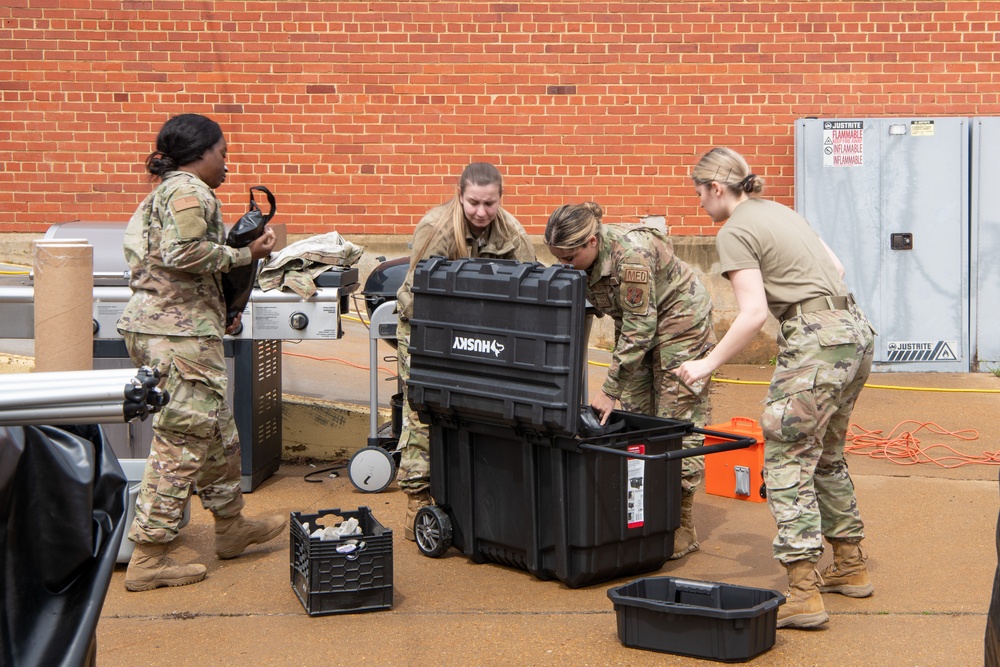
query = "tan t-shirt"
xmin=716 ymin=198 xmax=848 ymax=319
xmin=395 ymin=199 xmax=536 ymax=320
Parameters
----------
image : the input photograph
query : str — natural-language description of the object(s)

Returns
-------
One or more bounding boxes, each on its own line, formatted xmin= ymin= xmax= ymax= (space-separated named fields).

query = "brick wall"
xmin=1 ymin=2 xmax=999 ymax=237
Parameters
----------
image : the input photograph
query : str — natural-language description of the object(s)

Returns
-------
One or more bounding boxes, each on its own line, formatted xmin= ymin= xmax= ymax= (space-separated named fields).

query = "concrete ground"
xmin=87 ymin=312 xmax=1000 ymax=667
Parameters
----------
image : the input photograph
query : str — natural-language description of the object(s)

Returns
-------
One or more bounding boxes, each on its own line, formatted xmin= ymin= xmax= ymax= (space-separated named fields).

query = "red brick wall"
xmin=2 ymin=2 xmax=999 ymax=237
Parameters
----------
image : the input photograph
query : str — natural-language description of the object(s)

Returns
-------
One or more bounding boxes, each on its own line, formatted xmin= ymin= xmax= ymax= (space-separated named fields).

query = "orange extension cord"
xmin=845 ymin=421 xmax=999 ymax=468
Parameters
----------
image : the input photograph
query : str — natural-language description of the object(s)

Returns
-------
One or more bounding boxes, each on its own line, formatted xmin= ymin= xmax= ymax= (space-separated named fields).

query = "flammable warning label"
xmin=886 ymin=341 xmax=958 ymax=362
xmin=823 ymin=120 xmax=864 ymax=167
xmin=627 ymin=444 xmax=645 ymax=529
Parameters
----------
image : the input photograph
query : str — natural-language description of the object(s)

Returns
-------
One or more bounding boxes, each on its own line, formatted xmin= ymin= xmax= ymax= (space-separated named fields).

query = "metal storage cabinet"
xmin=794 ymin=117 xmax=969 ymax=372
xmin=971 ymin=118 xmax=1000 ymax=371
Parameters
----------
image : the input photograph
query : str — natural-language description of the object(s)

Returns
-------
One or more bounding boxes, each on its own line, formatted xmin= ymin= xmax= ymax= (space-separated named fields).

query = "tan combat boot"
xmin=777 ymin=559 xmax=829 ymax=629
xmin=818 ymin=538 xmax=874 ymax=598
xmin=124 ymin=543 xmax=207 ymax=592
xmin=670 ymin=490 xmax=700 ymax=560
xmin=404 ymin=489 xmax=432 ymax=542
xmin=215 ymin=513 xmax=287 ymax=560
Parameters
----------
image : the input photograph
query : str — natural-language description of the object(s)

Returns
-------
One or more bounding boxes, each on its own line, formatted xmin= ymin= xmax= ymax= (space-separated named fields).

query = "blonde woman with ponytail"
xmin=677 ymin=147 xmax=877 ymax=630
xmin=395 ymin=162 xmax=535 ymax=541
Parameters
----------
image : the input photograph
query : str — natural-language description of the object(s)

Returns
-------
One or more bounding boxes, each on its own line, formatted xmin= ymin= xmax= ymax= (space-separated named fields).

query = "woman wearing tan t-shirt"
xmin=676 ymin=147 xmax=876 ymax=630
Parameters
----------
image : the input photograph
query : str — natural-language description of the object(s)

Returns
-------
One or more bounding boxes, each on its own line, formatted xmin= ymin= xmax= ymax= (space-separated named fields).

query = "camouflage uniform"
xmin=588 ymin=225 xmax=716 ymax=491
xmin=762 ymin=303 xmax=875 ymax=563
xmin=716 ymin=198 xmax=877 ymax=565
xmin=396 ymin=200 xmax=536 ymax=494
xmin=118 ymin=171 xmax=254 ymax=545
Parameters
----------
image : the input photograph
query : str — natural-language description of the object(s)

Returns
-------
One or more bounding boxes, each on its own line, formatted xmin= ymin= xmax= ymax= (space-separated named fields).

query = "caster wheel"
xmin=347 ymin=446 xmax=396 ymax=493
xmin=414 ymin=505 xmax=452 ymax=558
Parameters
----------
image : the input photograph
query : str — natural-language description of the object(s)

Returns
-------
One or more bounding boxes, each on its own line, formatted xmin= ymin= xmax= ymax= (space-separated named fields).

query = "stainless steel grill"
xmin=0 ymin=221 xmax=360 ymax=491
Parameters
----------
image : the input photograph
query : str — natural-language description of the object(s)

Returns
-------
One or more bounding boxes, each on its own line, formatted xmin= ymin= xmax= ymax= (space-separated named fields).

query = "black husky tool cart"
xmin=405 ymin=257 xmax=754 ymax=588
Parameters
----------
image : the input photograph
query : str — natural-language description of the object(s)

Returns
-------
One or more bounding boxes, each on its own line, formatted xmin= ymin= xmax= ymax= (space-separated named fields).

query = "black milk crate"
xmin=289 ymin=507 xmax=393 ymax=616
xmin=607 ymin=577 xmax=784 ymax=663
xmin=408 ymin=257 xmax=588 ymax=436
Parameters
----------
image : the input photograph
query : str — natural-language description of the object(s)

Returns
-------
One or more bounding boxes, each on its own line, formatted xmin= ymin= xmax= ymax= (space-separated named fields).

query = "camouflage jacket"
xmin=588 ymin=225 xmax=714 ymax=398
xmin=395 ymin=198 xmax=536 ymax=320
xmin=118 ymin=171 xmax=252 ymax=339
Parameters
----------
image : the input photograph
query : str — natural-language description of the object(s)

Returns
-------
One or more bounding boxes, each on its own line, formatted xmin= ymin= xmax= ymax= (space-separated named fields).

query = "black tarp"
xmin=987 ymin=469 xmax=1000 ymax=667
xmin=0 ymin=424 xmax=128 ymax=667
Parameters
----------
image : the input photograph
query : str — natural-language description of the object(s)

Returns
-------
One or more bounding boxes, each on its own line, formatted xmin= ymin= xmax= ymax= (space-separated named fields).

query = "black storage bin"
xmin=289 ymin=507 xmax=393 ymax=616
xmin=607 ymin=577 xmax=784 ymax=663
xmin=409 ymin=258 xmax=754 ymax=588
xmin=429 ymin=410 xmax=690 ymax=588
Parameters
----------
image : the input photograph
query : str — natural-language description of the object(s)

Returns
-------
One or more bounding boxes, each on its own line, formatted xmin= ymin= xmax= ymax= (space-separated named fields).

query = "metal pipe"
xmin=0 ymin=400 xmax=147 ymax=425
xmin=0 ymin=381 xmax=147 ymax=409
xmin=0 ymin=367 xmax=159 ymax=390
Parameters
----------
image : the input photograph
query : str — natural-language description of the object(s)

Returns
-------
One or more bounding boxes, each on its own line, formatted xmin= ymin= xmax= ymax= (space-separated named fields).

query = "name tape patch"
xmin=623 ymin=267 xmax=649 ymax=283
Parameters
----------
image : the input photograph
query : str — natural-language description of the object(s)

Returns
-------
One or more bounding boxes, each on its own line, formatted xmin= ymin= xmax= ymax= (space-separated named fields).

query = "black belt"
xmin=781 ymin=294 xmax=854 ymax=322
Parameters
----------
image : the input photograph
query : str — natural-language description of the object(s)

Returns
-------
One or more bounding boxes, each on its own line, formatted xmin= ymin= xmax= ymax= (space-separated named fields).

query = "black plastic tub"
xmin=608 ymin=576 xmax=784 ymax=663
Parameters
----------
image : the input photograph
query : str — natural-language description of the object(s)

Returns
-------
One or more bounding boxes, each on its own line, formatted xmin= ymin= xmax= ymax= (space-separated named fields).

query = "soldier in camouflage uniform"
xmin=544 ymin=201 xmax=716 ymax=560
xmin=678 ymin=147 xmax=877 ymax=629
xmin=396 ymin=162 xmax=536 ymax=541
xmin=117 ymin=114 xmax=285 ymax=591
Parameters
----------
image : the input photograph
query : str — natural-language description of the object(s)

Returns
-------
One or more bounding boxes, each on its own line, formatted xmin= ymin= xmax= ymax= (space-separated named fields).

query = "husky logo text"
xmin=452 ymin=335 xmax=506 ymax=358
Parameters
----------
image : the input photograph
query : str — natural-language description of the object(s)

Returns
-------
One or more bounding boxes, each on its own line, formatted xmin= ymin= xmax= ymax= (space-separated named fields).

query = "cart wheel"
xmin=347 ymin=446 xmax=397 ymax=493
xmin=415 ymin=505 xmax=452 ymax=558
xmin=759 ymin=482 xmax=767 ymax=500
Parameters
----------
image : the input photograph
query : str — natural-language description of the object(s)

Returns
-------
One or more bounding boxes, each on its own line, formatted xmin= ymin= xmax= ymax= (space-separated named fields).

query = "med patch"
xmin=623 ymin=266 xmax=649 ymax=283
xmin=621 ymin=263 xmax=649 ymax=312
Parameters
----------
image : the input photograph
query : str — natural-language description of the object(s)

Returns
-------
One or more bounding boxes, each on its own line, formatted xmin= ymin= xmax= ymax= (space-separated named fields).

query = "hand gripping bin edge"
xmin=289 ymin=507 xmax=393 ymax=616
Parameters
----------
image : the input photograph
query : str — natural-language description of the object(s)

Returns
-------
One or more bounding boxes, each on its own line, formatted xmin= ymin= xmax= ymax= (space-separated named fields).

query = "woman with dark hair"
xmin=395 ymin=162 xmax=536 ymax=541
xmin=677 ymin=146 xmax=876 ymax=629
xmin=544 ymin=201 xmax=716 ymax=560
xmin=118 ymin=113 xmax=283 ymax=591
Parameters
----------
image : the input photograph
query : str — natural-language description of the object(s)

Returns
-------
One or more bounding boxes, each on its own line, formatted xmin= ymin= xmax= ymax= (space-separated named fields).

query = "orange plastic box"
xmin=704 ymin=417 xmax=766 ymax=503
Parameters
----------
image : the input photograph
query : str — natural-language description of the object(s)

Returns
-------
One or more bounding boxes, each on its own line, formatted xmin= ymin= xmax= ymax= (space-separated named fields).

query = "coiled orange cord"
xmin=845 ymin=421 xmax=999 ymax=468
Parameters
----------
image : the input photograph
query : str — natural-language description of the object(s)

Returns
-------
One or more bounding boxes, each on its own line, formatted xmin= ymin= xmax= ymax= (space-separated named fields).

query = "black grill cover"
xmin=0 ymin=424 xmax=128 ymax=667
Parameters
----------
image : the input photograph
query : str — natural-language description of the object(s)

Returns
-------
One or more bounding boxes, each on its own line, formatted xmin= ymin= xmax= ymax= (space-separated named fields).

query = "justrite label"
xmin=627 ymin=444 xmax=645 ymax=528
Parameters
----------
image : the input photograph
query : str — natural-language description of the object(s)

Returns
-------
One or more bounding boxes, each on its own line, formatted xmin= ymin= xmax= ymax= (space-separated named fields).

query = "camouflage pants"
xmin=761 ymin=305 xmax=874 ymax=563
xmin=394 ymin=319 xmax=430 ymax=495
xmin=619 ymin=323 xmax=716 ymax=495
xmin=123 ymin=332 xmax=244 ymax=545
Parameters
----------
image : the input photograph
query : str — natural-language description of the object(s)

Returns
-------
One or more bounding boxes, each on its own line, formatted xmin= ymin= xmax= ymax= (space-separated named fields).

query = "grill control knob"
xmin=289 ymin=312 xmax=309 ymax=330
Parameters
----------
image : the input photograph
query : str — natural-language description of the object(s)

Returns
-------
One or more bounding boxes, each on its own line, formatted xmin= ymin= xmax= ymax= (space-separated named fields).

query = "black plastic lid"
xmin=407 ymin=257 xmax=588 ymax=436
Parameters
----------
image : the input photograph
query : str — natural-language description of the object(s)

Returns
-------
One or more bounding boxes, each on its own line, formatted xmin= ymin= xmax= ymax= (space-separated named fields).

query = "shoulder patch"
xmin=170 ymin=195 xmax=201 ymax=213
xmin=620 ymin=263 xmax=650 ymax=312
xmin=622 ymin=283 xmax=648 ymax=312
xmin=169 ymin=194 xmax=208 ymax=240
xmin=622 ymin=264 xmax=649 ymax=284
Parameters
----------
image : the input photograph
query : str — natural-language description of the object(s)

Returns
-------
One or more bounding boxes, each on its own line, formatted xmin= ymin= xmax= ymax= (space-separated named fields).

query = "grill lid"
xmin=43 ymin=221 xmax=131 ymax=281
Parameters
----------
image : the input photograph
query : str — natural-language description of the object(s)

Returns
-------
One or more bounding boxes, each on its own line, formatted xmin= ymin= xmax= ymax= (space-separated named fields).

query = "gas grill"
xmin=0 ymin=221 xmax=360 ymax=491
